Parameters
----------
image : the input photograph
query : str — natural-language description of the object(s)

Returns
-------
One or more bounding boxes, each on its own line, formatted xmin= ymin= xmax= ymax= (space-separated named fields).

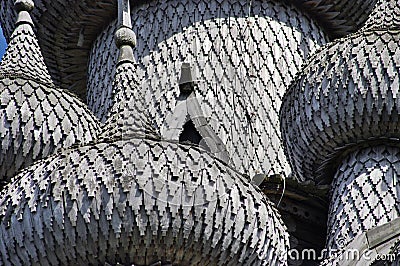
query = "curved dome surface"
xmin=0 ymin=77 xmax=100 ymax=183
xmin=327 ymin=145 xmax=400 ymax=250
xmin=0 ymin=0 xmax=376 ymax=97
xmin=88 ymin=0 xmax=328 ymax=179
xmin=0 ymin=8 xmax=100 ymax=184
xmin=0 ymin=138 xmax=289 ymax=265
xmin=280 ymin=5 xmax=400 ymax=183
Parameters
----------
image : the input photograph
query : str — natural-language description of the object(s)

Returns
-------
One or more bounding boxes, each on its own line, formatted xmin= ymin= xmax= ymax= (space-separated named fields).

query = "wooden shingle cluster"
xmin=0 ymin=138 xmax=289 ymax=265
xmin=0 ymin=0 xmax=378 ymax=98
xmin=327 ymin=145 xmax=400 ymax=251
xmin=99 ymin=62 xmax=160 ymax=141
xmin=362 ymin=0 xmax=400 ymax=31
xmin=0 ymin=0 xmax=291 ymax=264
xmin=0 ymin=1 xmax=100 ymax=186
xmin=289 ymin=0 xmax=378 ymax=38
xmin=5 ymin=0 xmax=400 ymax=264
xmin=280 ymin=5 xmax=400 ymax=184
xmin=280 ymin=0 xmax=400 ymax=260
xmin=88 ymin=0 xmax=328 ymax=179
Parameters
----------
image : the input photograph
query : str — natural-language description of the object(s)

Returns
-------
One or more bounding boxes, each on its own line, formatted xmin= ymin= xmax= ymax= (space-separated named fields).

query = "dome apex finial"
xmin=15 ymin=0 xmax=34 ymax=12
xmin=14 ymin=0 xmax=35 ymax=26
xmin=115 ymin=0 xmax=136 ymax=64
xmin=115 ymin=26 xmax=136 ymax=48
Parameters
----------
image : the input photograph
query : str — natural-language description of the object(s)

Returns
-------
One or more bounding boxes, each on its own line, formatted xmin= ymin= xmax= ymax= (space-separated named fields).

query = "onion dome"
xmin=0 ymin=138 xmax=289 ymax=265
xmin=0 ymin=0 xmax=376 ymax=99
xmin=0 ymin=0 xmax=100 ymax=185
xmin=0 ymin=2 xmax=290 ymax=264
xmin=88 ymin=0 xmax=328 ymax=181
xmin=290 ymin=0 xmax=378 ymax=37
xmin=99 ymin=16 xmax=159 ymax=141
xmin=326 ymin=145 xmax=400 ymax=250
xmin=280 ymin=0 xmax=400 ymax=184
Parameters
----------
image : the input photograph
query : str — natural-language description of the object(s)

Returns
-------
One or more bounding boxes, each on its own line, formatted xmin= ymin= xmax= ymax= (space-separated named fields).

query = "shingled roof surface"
xmin=0 ymin=0 xmax=378 ymax=98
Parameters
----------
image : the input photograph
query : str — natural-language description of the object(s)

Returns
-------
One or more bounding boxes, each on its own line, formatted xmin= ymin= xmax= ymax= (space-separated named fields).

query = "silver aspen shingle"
xmin=0 ymin=1 xmax=291 ymax=264
xmin=281 ymin=0 xmax=400 ymax=259
xmin=0 ymin=0 xmax=100 ymax=184
xmin=3 ymin=0 xmax=398 ymax=264
xmin=87 ymin=0 xmax=328 ymax=180
xmin=0 ymin=138 xmax=290 ymax=265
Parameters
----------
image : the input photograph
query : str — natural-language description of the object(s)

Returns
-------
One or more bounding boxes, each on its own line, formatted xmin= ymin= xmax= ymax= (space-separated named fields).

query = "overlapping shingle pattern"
xmin=1 ymin=21 xmax=52 ymax=84
xmin=0 ymin=0 xmax=290 ymax=264
xmin=281 ymin=0 xmax=400 ymax=255
xmin=289 ymin=0 xmax=378 ymax=37
xmin=281 ymin=3 xmax=400 ymax=184
xmin=327 ymin=145 xmax=400 ymax=250
xmin=0 ymin=0 xmax=377 ymax=46
xmin=0 ymin=4 xmax=100 ymax=185
xmin=0 ymin=0 xmax=378 ymax=100
xmin=100 ymin=61 xmax=160 ymax=141
xmin=362 ymin=0 xmax=400 ymax=31
xmin=87 ymin=0 xmax=327 ymax=179
xmin=0 ymin=138 xmax=289 ymax=265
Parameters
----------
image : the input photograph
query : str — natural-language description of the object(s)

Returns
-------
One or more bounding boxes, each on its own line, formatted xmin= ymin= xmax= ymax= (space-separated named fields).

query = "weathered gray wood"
xmin=88 ymin=0 xmax=328 ymax=180
xmin=281 ymin=0 xmax=400 ymax=259
xmin=0 ymin=1 xmax=293 ymax=264
xmin=327 ymin=145 xmax=400 ymax=251
xmin=0 ymin=1 xmax=100 ymax=185
xmin=281 ymin=0 xmax=400 ymax=184
xmin=0 ymin=139 xmax=290 ymax=265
